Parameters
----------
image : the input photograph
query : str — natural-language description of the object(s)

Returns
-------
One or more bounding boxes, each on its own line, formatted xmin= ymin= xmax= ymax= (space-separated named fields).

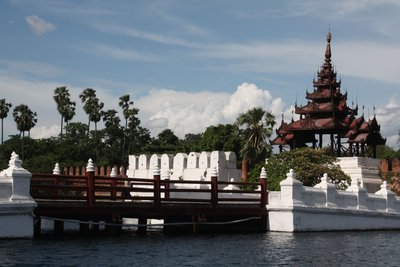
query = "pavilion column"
xmin=361 ymin=143 xmax=365 ymax=157
xmin=337 ymin=135 xmax=341 ymax=157
xmin=356 ymin=143 xmax=360 ymax=156
xmin=330 ymin=134 xmax=334 ymax=155
xmin=319 ymin=133 xmax=323 ymax=148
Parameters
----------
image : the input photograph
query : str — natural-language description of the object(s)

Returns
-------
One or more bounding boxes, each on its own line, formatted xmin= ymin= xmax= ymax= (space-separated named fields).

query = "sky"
xmin=1 ymin=0 xmax=400 ymax=149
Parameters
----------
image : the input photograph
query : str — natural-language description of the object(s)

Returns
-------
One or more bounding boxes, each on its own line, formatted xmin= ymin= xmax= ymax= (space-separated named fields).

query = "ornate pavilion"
xmin=272 ymin=32 xmax=385 ymax=158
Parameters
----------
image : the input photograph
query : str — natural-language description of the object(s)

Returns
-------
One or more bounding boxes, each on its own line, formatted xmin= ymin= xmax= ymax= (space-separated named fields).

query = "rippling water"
xmin=1 ymin=230 xmax=399 ymax=266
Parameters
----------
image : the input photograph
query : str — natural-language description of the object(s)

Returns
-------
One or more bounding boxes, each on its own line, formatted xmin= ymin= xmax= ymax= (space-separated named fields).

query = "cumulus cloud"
xmin=30 ymin=125 xmax=60 ymax=139
xmin=137 ymin=83 xmax=285 ymax=138
xmin=376 ymin=96 xmax=400 ymax=149
xmin=26 ymin=15 xmax=57 ymax=36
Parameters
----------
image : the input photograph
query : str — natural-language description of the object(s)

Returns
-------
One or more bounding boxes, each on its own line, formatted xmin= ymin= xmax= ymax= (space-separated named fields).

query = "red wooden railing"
xmin=31 ymin=171 xmax=268 ymax=208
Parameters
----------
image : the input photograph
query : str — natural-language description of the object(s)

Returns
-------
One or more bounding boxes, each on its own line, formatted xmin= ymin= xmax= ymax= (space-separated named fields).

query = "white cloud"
xmin=136 ymin=83 xmax=284 ymax=138
xmin=92 ymin=23 xmax=199 ymax=48
xmin=30 ymin=125 xmax=60 ymax=139
xmin=87 ymin=44 xmax=157 ymax=62
xmin=376 ymin=96 xmax=400 ymax=149
xmin=26 ymin=15 xmax=57 ymax=36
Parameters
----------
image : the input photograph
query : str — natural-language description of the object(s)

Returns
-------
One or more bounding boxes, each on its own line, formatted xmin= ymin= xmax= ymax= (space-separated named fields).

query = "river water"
xmin=1 ymin=230 xmax=399 ymax=266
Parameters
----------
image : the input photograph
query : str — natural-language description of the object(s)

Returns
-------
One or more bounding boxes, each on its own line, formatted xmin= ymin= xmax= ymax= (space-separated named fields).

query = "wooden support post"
xmin=92 ymin=221 xmax=100 ymax=232
xmin=210 ymin=167 xmax=218 ymax=209
xmin=259 ymin=167 xmax=268 ymax=207
xmin=337 ymin=135 xmax=341 ymax=157
xmin=153 ymin=166 xmax=161 ymax=208
xmin=52 ymin=163 xmax=60 ymax=198
xmin=138 ymin=217 xmax=147 ymax=235
xmin=86 ymin=159 xmax=95 ymax=207
xmin=54 ymin=220 xmax=64 ymax=236
xmin=80 ymin=222 xmax=89 ymax=233
xmin=34 ymin=217 xmax=41 ymax=239
xmin=110 ymin=167 xmax=117 ymax=200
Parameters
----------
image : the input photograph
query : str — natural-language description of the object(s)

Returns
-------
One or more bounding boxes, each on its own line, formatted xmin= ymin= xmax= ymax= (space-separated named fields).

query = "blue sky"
xmin=1 ymin=0 xmax=400 ymax=148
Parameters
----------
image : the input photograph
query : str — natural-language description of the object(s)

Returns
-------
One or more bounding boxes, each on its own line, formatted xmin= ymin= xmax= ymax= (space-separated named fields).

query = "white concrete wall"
xmin=337 ymin=157 xmax=382 ymax=193
xmin=268 ymin=170 xmax=400 ymax=232
xmin=0 ymin=152 xmax=37 ymax=238
xmin=127 ymin=151 xmax=241 ymax=191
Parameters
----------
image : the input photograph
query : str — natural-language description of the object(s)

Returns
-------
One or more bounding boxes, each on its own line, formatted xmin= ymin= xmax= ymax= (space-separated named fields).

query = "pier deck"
xmin=31 ymin=171 xmax=268 ymax=236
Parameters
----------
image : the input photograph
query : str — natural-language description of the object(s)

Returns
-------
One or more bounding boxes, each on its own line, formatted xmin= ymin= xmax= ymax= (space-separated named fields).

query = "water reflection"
xmin=1 ymin=231 xmax=400 ymax=266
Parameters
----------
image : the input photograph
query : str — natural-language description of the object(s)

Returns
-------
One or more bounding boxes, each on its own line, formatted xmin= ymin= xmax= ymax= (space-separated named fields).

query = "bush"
xmin=250 ymin=148 xmax=351 ymax=191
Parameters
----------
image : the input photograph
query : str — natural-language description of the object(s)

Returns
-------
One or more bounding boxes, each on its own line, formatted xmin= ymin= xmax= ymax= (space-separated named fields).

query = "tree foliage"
xmin=235 ymin=107 xmax=275 ymax=179
xmin=54 ymin=86 xmax=75 ymax=136
xmin=13 ymin=104 xmax=37 ymax=137
xmin=0 ymin=99 xmax=12 ymax=144
xmin=261 ymin=148 xmax=351 ymax=191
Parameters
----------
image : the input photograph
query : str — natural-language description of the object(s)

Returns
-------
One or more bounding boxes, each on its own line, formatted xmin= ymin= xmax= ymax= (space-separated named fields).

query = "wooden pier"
xmin=30 ymin=169 xmax=268 ymax=237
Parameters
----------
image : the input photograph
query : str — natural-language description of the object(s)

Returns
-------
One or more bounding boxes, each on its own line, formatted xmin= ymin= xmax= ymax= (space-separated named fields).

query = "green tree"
xmin=0 ymin=99 xmax=12 ymax=144
xmin=125 ymin=103 xmax=141 ymax=155
xmin=180 ymin=133 xmax=203 ymax=152
xmin=376 ymin=145 xmax=400 ymax=159
xmin=261 ymin=148 xmax=351 ymax=191
xmin=144 ymin=129 xmax=180 ymax=154
xmin=13 ymin=104 xmax=37 ymax=138
xmin=201 ymin=124 xmax=241 ymax=155
xmin=101 ymin=109 xmax=124 ymax=164
xmin=119 ymin=94 xmax=135 ymax=157
xmin=79 ymin=88 xmax=100 ymax=133
xmin=54 ymin=86 xmax=76 ymax=136
xmin=235 ymin=107 xmax=275 ymax=181
xmin=12 ymin=104 xmax=38 ymax=160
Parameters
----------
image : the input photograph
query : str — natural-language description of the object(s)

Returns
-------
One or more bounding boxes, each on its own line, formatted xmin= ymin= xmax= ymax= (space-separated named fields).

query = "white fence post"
xmin=279 ymin=169 xmax=303 ymax=206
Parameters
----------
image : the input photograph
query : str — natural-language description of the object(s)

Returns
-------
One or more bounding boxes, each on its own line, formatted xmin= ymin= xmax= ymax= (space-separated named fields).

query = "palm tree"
xmin=235 ymin=107 xmax=276 ymax=181
xmin=13 ymin=104 xmax=38 ymax=160
xmin=79 ymin=88 xmax=97 ymax=134
xmin=54 ymin=86 xmax=76 ymax=136
xmin=119 ymin=94 xmax=135 ymax=156
xmin=13 ymin=104 xmax=38 ymax=137
xmin=89 ymin=98 xmax=104 ymax=132
xmin=102 ymin=109 xmax=120 ymax=129
xmin=63 ymin=101 xmax=76 ymax=132
xmin=119 ymin=94 xmax=133 ymax=130
xmin=0 ymin=99 xmax=12 ymax=144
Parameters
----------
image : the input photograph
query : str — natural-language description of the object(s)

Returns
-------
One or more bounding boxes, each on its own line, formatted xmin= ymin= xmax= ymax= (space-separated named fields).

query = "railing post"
xmin=161 ymin=169 xmax=170 ymax=200
xmin=153 ymin=164 xmax=161 ymax=208
xmin=86 ymin=159 xmax=95 ymax=207
xmin=211 ymin=167 xmax=218 ymax=208
xmin=260 ymin=167 xmax=268 ymax=207
xmin=52 ymin=163 xmax=60 ymax=197
xmin=110 ymin=167 xmax=117 ymax=200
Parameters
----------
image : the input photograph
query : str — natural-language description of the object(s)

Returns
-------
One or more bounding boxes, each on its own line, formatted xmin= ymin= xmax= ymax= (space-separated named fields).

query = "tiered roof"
xmin=273 ymin=32 xmax=385 ymax=156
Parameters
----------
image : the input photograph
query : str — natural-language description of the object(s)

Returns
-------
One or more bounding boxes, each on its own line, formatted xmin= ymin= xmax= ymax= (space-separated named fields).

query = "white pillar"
xmin=279 ymin=169 xmax=304 ymax=206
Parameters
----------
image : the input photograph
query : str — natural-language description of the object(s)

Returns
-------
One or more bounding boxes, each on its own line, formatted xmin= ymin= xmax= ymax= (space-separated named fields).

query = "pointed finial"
xmin=53 ymin=163 xmax=60 ymax=175
xmin=287 ymin=169 xmax=296 ymax=180
xmin=327 ymin=30 xmax=331 ymax=43
xmin=260 ymin=167 xmax=267 ymax=179
xmin=86 ymin=158 xmax=95 ymax=172
xmin=110 ymin=167 xmax=117 ymax=177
